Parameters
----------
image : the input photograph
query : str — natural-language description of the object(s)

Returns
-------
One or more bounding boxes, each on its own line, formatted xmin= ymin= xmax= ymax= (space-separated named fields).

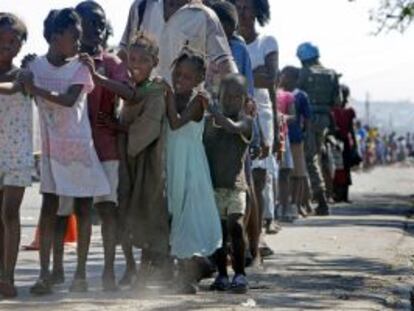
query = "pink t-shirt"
xmin=276 ymin=89 xmax=295 ymax=138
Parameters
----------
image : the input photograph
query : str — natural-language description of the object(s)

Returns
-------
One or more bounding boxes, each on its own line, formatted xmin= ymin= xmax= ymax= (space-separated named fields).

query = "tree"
xmin=350 ymin=0 xmax=414 ymax=32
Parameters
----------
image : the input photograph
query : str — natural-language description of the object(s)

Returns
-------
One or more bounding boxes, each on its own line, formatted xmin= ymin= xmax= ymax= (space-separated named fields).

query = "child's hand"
xmin=244 ymin=98 xmax=257 ymax=117
xmin=79 ymin=53 xmax=96 ymax=75
xmin=259 ymin=144 xmax=270 ymax=159
xmin=20 ymin=54 xmax=37 ymax=69
xmin=195 ymin=91 xmax=209 ymax=110
xmin=18 ymin=70 xmax=35 ymax=94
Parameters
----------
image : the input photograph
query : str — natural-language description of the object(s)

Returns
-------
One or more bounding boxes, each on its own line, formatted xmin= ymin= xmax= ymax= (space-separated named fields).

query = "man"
xmin=119 ymin=0 xmax=237 ymax=94
xmin=296 ymin=42 xmax=341 ymax=216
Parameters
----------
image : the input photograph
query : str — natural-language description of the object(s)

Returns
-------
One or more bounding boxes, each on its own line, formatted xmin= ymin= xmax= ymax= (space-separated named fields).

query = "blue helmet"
xmin=296 ymin=42 xmax=320 ymax=62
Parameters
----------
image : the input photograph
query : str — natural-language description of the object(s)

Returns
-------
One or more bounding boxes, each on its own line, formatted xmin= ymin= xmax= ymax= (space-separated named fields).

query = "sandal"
xmin=230 ymin=274 xmax=249 ymax=294
xmin=69 ymin=278 xmax=88 ymax=293
xmin=209 ymin=275 xmax=230 ymax=291
xmin=30 ymin=278 xmax=52 ymax=296
xmin=0 ymin=281 xmax=17 ymax=298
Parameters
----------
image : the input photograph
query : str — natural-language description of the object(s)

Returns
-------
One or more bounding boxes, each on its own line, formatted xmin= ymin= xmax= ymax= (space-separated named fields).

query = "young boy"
xmin=81 ymin=31 xmax=170 ymax=286
xmin=204 ymin=74 xmax=253 ymax=294
xmin=74 ymin=1 xmax=130 ymax=291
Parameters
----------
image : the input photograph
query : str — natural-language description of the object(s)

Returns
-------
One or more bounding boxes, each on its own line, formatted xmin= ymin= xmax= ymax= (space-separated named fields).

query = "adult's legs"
xmin=51 ymin=215 xmax=68 ymax=284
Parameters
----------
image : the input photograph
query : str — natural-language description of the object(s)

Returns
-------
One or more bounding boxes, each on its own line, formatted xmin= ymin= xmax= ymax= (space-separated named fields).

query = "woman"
xmin=332 ymin=85 xmax=358 ymax=203
xmin=231 ymin=0 xmax=279 ymax=242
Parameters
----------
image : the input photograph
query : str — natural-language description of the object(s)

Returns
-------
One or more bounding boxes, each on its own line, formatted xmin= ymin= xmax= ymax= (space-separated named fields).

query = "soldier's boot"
xmin=315 ymin=191 xmax=330 ymax=216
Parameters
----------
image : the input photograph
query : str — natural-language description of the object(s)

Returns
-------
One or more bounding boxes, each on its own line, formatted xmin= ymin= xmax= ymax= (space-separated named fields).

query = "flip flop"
xmin=230 ymin=274 xmax=249 ymax=294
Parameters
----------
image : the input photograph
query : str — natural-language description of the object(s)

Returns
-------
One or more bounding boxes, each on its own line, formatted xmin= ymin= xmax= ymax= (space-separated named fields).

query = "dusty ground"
xmin=2 ymin=164 xmax=414 ymax=310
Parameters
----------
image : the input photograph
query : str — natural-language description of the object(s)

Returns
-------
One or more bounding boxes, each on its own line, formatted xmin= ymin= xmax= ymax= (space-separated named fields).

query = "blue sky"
xmin=1 ymin=0 xmax=413 ymax=102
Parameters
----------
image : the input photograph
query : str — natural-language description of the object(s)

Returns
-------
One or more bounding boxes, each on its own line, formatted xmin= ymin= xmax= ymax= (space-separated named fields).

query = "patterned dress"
xmin=0 ymin=92 xmax=33 ymax=185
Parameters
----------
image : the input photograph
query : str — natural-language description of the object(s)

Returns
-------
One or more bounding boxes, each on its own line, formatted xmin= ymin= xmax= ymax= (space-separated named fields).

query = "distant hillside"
xmin=351 ymin=100 xmax=414 ymax=134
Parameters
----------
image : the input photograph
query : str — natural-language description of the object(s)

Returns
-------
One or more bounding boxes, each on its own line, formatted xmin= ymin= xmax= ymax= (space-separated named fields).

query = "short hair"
xmin=128 ymin=31 xmax=159 ymax=58
xmin=43 ymin=8 xmax=81 ymax=43
xmin=0 ymin=12 xmax=28 ymax=42
xmin=220 ymin=73 xmax=248 ymax=95
xmin=75 ymin=0 xmax=105 ymax=17
xmin=172 ymin=45 xmax=207 ymax=79
xmin=210 ymin=1 xmax=239 ymax=30
xmin=281 ymin=66 xmax=300 ymax=81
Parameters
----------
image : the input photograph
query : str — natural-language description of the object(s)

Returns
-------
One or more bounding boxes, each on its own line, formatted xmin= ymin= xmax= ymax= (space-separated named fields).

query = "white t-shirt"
xmin=247 ymin=34 xmax=278 ymax=172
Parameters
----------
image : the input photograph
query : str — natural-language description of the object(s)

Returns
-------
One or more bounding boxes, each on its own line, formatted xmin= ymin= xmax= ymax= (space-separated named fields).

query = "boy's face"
xmin=54 ymin=24 xmax=82 ymax=58
xmin=222 ymin=20 xmax=235 ymax=39
xmin=0 ymin=27 xmax=22 ymax=64
xmin=220 ymin=81 xmax=246 ymax=117
xmin=172 ymin=59 xmax=201 ymax=95
xmin=128 ymin=46 xmax=156 ymax=84
xmin=79 ymin=8 xmax=106 ymax=49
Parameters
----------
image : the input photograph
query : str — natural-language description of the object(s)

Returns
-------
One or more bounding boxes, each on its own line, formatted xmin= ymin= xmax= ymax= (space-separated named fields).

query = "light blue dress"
xmin=167 ymin=118 xmax=222 ymax=259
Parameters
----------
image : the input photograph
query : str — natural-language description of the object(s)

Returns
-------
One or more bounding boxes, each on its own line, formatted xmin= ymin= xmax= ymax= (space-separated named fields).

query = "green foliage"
xmin=350 ymin=0 xmax=414 ymax=33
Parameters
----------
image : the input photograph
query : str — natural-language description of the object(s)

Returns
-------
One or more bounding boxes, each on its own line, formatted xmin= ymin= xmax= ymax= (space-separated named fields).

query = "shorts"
xmin=56 ymin=161 xmax=119 ymax=216
xmin=0 ymin=169 xmax=32 ymax=189
xmin=215 ymin=188 xmax=247 ymax=218
xmin=291 ymin=142 xmax=307 ymax=177
xmin=93 ymin=161 xmax=119 ymax=205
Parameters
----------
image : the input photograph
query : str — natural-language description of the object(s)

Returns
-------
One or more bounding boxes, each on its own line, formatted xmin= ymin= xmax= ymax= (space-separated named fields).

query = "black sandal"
xmin=30 ymin=279 xmax=52 ymax=296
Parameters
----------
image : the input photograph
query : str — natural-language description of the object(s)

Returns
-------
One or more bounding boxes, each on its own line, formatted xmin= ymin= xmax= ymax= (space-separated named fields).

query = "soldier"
xmin=296 ymin=42 xmax=341 ymax=216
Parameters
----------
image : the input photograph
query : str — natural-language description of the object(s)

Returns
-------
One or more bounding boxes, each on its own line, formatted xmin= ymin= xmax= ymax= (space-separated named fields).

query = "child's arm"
xmin=212 ymin=111 xmax=253 ymax=140
xmin=20 ymin=70 xmax=82 ymax=107
xmin=166 ymin=89 xmax=207 ymax=130
xmin=80 ymin=53 xmax=135 ymax=102
xmin=0 ymin=82 xmax=22 ymax=95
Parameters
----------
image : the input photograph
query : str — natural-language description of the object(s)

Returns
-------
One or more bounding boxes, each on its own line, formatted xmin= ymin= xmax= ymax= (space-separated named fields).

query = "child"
xmin=165 ymin=48 xmax=222 ymax=294
xmin=74 ymin=1 xmax=130 ymax=291
xmin=81 ymin=32 xmax=170 ymax=285
xmin=276 ymin=67 xmax=297 ymax=222
xmin=0 ymin=13 xmax=32 ymax=298
xmin=204 ymin=74 xmax=253 ymax=294
xmin=21 ymin=8 xmax=110 ymax=295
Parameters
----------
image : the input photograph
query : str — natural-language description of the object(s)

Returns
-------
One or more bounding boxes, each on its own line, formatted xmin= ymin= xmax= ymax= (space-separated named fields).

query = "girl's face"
xmin=54 ymin=24 xmax=82 ymax=58
xmin=232 ymin=0 xmax=256 ymax=33
xmin=172 ymin=59 xmax=201 ymax=95
xmin=0 ymin=27 xmax=22 ymax=64
xmin=128 ymin=46 xmax=156 ymax=84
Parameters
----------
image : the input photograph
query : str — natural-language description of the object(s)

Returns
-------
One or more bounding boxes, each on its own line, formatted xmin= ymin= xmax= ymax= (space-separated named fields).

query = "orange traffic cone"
xmin=23 ymin=215 xmax=78 ymax=251
xmin=64 ymin=214 xmax=77 ymax=243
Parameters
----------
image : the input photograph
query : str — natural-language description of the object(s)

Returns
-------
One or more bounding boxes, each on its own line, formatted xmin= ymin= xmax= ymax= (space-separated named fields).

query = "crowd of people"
xmin=0 ymin=0 xmax=368 ymax=299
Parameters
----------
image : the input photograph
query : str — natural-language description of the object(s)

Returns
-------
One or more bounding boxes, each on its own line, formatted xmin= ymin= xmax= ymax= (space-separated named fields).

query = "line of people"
xmin=0 ymin=0 xmax=360 ymax=299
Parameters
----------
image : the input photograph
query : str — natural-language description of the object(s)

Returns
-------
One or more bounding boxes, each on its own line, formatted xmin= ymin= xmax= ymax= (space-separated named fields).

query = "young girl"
xmin=21 ymin=8 xmax=110 ymax=294
xmin=164 ymin=48 xmax=222 ymax=294
xmin=81 ymin=32 xmax=170 ymax=285
xmin=0 ymin=13 xmax=32 ymax=298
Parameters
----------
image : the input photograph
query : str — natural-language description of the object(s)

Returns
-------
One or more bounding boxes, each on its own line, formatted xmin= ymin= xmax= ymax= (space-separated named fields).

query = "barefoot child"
xmin=74 ymin=1 xmax=130 ymax=291
xmin=0 ymin=13 xmax=32 ymax=298
xmin=204 ymin=74 xmax=253 ymax=294
xmin=165 ymin=48 xmax=222 ymax=294
xmin=81 ymin=32 xmax=170 ymax=284
xmin=22 ymin=8 xmax=110 ymax=294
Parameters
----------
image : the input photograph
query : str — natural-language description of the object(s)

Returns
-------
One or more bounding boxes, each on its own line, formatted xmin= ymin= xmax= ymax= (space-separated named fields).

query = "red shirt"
xmin=88 ymin=52 xmax=128 ymax=161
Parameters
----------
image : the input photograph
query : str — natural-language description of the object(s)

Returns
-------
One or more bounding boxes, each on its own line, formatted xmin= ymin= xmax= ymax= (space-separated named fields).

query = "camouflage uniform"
xmin=299 ymin=64 xmax=340 ymax=213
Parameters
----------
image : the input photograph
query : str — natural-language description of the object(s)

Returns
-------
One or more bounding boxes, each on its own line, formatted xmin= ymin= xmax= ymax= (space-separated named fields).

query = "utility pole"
xmin=365 ymin=92 xmax=370 ymax=127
